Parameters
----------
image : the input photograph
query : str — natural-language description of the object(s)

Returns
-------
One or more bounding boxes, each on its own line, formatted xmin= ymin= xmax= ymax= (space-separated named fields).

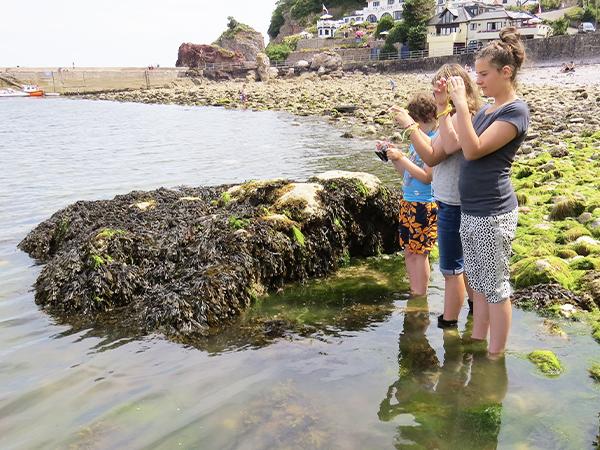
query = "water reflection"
xmin=379 ymin=296 xmax=508 ymax=450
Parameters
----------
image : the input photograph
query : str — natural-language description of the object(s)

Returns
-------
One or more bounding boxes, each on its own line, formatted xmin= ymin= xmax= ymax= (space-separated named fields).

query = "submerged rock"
xmin=18 ymin=172 xmax=400 ymax=338
xmin=512 ymin=283 xmax=594 ymax=313
xmin=527 ymin=350 xmax=563 ymax=377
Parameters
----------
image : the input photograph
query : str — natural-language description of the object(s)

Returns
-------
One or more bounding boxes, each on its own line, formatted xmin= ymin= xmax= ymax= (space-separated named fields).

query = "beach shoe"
xmin=467 ymin=299 xmax=473 ymax=316
xmin=437 ymin=314 xmax=458 ymax=329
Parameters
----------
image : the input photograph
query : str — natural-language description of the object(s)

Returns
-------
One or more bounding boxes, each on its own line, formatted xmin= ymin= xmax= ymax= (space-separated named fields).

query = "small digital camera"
xmin=375 ymin=142 xmax=389 ymax=162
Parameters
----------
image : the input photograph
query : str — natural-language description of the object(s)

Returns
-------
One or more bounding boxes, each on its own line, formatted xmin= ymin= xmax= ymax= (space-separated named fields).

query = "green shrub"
xmin=283 ymin=34 xmax=302 ymax=51
xmin=375 ymin=15 xmax=395 ymax=38
xmin=549 ymin=17 xmax=570 ymax=36
xmin=266 ymin=43 xmax=293 ymax=62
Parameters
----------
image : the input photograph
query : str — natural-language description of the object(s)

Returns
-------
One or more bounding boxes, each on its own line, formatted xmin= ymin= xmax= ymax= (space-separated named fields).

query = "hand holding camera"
xmin=374 ymin=140 xmax=389 ymax=162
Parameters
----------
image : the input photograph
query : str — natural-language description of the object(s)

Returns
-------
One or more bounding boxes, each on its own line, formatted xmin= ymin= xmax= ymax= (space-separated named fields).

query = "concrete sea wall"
xmin=0 ymin=67 xmax=188 ymax=94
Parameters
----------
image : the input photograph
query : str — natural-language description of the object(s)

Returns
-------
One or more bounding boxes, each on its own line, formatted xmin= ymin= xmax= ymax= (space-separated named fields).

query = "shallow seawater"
xmin=0 ymin=98 xmax=599 ymax=449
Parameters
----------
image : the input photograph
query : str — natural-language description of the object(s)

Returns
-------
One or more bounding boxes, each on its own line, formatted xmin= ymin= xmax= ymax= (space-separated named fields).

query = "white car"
xmin=579 ymin=22 xmax=596 ymax=33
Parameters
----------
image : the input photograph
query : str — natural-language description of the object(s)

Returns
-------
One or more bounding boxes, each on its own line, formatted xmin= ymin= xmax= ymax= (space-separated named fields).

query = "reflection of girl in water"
xmin=378 ymin=297 xmax=508 ymax=448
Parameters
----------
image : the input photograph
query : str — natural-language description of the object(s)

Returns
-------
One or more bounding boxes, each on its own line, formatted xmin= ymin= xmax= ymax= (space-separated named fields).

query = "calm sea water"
xmin=0 ymin=97 xmax=598 ymax=449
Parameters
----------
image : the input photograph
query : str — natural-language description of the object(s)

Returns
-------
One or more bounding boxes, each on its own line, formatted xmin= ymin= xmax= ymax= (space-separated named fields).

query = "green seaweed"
xmin=527 ymin=350 xmax=563 ymax=377
xmin=291 ymin=225 xmax=305 ymax=246
xmin=228 ymin=216 xmax=250 ymax=230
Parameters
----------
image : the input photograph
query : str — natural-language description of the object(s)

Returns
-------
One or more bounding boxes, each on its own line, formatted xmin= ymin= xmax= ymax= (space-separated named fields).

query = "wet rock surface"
xmin=175 ymin=43 xmax=244 ymax=68
xmin=19 ymin=172 xmax=400 ymax=338
xmin=512 ymin=283 xmax=595 ymax=313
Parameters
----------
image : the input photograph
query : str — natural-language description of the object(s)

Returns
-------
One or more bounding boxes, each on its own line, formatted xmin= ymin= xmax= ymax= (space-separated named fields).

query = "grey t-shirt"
xmin=432 ymin=152 xmax=463 ymax=206
xmin=459 ymin=99 xmax=529 ymax=216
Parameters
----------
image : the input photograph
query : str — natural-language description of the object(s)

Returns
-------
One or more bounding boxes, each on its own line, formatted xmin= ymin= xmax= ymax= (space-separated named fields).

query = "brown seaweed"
xmin=19 ymin=172 xmax=401 ymax=339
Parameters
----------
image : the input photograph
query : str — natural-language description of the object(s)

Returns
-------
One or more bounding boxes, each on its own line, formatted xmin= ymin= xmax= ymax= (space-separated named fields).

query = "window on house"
xmin=470 ymin=23 xmax=477 ymax=30
xmin=325 ymin=29 xmax=330 ymax=35
xmin=367 ymin=14 xmax=377 ymax=22
xmin=394 ymin=10 xmax=402 ymax=20
xmin=373 ymin=1 xmax=380 ymax=6
xmin=388 ymin=0 xmax=395 ymax=4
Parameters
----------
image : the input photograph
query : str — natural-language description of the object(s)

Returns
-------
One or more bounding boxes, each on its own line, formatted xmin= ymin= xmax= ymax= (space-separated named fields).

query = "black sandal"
xmin=437 ymin=314 xmax=458 ymax=329
xmin=467 ymin=299 xmax=474 ymax=316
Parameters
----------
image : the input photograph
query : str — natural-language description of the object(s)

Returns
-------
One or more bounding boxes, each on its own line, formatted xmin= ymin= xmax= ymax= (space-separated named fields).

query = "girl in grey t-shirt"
xmin=448 ymin=27 xmax=530 ymax=356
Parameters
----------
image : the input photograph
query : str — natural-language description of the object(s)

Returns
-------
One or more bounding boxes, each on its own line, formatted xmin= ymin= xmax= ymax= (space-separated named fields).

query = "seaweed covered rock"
xmin=19 ymin=172 xmax=400 ymax=338
xmin=527 ymin=350 xmax=563 ymax=377
xmin=511 ymin=257 xmax=574 ymax=289
xmin=512 ymin=283 xmax=595 ymax=313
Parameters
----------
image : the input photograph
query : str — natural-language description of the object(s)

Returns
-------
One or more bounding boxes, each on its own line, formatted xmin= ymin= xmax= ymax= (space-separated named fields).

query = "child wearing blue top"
xmin=384 ymin=93 xmax=439 ymax=296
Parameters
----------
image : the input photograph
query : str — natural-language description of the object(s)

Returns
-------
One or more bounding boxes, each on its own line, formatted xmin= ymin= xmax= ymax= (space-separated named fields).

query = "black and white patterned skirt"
xmin=459 ymin=209 xmax=518 ymax=303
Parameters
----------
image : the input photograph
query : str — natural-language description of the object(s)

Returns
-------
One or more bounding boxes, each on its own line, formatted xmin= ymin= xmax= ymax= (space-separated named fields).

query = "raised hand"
xmin=388 ymin=105 xmax=415 ymax=129
xmin=433 ymin=78 xmax=450 ymax=108
xmin=447 ymin=76 xmax=468 ymax=109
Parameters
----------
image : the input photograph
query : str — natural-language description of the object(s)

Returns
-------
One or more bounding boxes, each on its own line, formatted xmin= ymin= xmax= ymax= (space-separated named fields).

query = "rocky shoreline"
xmin=75 ymin=66 xmax=600 ymax=338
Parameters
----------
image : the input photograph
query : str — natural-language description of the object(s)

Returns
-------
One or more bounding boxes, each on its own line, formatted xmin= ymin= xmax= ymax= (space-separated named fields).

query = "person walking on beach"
xmin=389 ymin=64 xmax=481 ymax=328
xmin=448 ymin=27 xmax=529 ymax=355
xmin=380 ymin=93 xmax=439 ymax=297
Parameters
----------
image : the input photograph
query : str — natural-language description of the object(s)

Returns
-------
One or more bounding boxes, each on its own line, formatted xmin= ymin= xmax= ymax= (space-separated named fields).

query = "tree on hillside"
xmin=402 ymin=0 xmax=436 ymax=27
xmin=407 ymin=23 xmax=428 ymax=50
xmin=375 ymin=15 xmax=395 ymax=37
xmin=402 ymin=0 xmax=435 ymax=49
xmin=383 ymin=21 xmax=409 ymax=55
xmin=268 ymin=0 xmax=365 ymax=40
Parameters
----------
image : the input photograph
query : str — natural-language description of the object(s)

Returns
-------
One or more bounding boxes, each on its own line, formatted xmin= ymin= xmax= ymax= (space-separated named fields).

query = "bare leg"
xmin=405 ymin=250 xmax=430 ymax=296
xmin=471 ymin=291 xmax=490 ymax=341
xmin=488 ymin=299 xmax=512 ymax=355
xmin=442 ymin=274 xmax=466 ymax=321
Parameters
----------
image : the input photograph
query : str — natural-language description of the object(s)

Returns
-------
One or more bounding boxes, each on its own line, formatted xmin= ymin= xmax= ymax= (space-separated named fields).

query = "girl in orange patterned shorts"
xmin=383 ymin=93 xmax=439 ymax=296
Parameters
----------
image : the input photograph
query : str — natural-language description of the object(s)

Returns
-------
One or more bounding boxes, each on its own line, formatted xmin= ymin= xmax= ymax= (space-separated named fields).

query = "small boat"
xmin=0 ymin=88 xmax=28 ymax=97
xmin=22 ymin=84 xmax=44 ymax=96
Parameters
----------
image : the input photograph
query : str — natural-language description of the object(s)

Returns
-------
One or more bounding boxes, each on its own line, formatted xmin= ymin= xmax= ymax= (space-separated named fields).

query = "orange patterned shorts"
xmin=399 ymin=199 xmax=438 ymax=254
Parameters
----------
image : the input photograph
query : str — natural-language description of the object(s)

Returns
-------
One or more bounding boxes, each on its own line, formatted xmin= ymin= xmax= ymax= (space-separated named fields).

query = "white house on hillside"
xmin=357 ymin=0 xmax=406 ymax=22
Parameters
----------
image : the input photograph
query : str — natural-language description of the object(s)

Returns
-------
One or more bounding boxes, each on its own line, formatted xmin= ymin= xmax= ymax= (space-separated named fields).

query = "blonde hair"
xmin=432 ymin=63 xmax=482 ymax=115
xmin=477 ymin=27 xmax=526 ymax=84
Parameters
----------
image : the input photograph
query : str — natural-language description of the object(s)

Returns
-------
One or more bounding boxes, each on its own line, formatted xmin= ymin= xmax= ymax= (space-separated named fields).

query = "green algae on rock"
xmin=527 ymin=350 xmax=564 ymax=377
xmin=18 ymin=172 xmax=401 ymax=338
xmin=589 ymin=363 xmax=600 ymax=382
xmin=511 ymin=257 xmax=574 ymax=290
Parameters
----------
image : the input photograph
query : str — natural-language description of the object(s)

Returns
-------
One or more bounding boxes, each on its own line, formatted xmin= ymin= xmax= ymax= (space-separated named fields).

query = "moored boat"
xmin=22 ymin=84 xmax=44 ymax=96
xmin=0 ymin=88 xmax=28 ymax=97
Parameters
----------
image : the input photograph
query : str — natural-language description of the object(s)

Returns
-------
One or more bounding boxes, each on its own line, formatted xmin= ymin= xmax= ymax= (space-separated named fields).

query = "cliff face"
xmin=215 ymin=24 xmax=265 ymax=62
xmin=176 ymin=18 xmax=266 ymax=68
xmin=175 ymin=44 xmax=244 ymax=68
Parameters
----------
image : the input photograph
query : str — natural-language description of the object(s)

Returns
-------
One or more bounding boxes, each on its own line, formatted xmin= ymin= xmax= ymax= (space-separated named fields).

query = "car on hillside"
xmin=578 ymin=22 xmax=596 ymax=33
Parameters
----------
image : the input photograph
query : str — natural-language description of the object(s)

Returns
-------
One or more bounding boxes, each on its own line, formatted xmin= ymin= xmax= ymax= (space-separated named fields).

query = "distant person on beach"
xmin=390 ymin=64 xmax=481 ymax=329
xmin=561 ymin=61 xmax=575 ymax=73
xmin=239 ymin=85 xmax=248 ymax=106
xmin=389 ymin=79 xmax=397 ymax=92
xmin=448 ymin=27 xmax=529 ymax=356
xmin=378 ymin=93 xmax=439 ymax=297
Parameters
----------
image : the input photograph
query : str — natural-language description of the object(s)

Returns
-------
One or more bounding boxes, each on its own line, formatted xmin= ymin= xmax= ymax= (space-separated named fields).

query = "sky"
xmin=0 ymin=0 xmax=278 ymax=68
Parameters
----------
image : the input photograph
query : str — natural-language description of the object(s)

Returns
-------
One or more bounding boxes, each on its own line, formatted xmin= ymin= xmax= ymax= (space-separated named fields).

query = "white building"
xmin=356 ymin=0 xmax=406 ymax=23
xmin=435 ymin=0 xmax=539 ymax=13
xmin=317 ymin=18 xmax=346 ymax=38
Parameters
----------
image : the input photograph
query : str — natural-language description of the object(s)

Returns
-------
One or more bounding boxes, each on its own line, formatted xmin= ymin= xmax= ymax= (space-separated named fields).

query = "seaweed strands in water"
xmin=512 ymin=283 xmax=595 ymax=312
xmin=18 ymin=171 xmax=401 ymax=339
